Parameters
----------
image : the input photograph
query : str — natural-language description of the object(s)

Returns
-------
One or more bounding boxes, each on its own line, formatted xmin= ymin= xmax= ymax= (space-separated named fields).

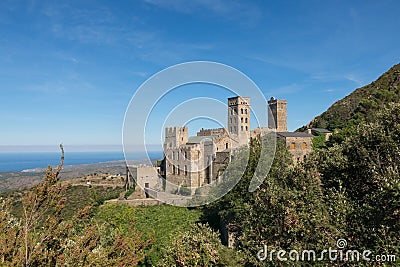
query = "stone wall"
xmin=282 ymin=136 xmax=312 ymax=162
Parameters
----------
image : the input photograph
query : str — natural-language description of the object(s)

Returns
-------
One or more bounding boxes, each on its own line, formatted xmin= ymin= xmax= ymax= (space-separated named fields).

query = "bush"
xmin=124 ymin=187 xmax=136 ymax=199
xmin=159 ymin=223 xmax=244 ymax=267
xmin=179 ymin=186 xmax=191 ymax=196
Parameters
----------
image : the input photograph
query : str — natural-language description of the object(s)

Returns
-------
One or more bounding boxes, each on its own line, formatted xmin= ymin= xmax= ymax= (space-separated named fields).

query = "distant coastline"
xmin=0 ymin=151 xmax=163 ymax=173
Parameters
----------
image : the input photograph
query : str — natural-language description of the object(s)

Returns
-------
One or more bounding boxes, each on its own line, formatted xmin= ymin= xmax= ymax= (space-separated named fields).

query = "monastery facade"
xmin=159 ymin=96 xmax=317 ymax=190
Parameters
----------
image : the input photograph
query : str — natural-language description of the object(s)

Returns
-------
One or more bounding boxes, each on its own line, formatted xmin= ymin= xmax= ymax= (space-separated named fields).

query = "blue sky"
xmin=0 ymin=0 xmax=399 ymax=152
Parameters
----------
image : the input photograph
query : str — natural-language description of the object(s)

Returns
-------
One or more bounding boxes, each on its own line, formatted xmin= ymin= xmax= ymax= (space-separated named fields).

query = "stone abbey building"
xmin=159 ymin=96 xmax=316 ymax=190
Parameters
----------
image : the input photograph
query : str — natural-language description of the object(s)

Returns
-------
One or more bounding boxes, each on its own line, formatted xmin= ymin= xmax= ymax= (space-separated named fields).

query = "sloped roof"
xmin=276 ymin=132 xmax=314 ymax=138
xmin=187 ymin=135 xmax=217 ymax=144
xmin=310 ymin=128 xmax=332 ymax=133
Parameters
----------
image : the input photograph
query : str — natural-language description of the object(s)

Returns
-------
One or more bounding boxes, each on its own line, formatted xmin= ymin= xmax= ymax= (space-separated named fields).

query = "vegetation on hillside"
xmin=1 ymin=65 xmax=399 ymax=266
xmin=0 ymin=145 xmax=152 ymax=266
xmin=302 ymin=63 xmax=400 ymax=132
xmin=95 ymin=204 xmax=203 ymax=266
xmin=206 ymin=103 xmax=400 ymax=265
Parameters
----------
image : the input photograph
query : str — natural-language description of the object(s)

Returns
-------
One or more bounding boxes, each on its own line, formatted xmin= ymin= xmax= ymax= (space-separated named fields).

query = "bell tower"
xmin=268 ymin=97 xmax=287 ymax=132
xmin=228 ymin=96 xmax=250 ymax=146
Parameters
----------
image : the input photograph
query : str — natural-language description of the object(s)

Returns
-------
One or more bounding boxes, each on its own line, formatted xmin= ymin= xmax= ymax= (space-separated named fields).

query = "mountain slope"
xmin=304 ymin=63 xmax=400 ymax=130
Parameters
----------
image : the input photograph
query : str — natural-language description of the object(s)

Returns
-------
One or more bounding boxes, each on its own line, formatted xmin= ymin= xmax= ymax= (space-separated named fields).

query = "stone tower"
xmin=228 ymin=96 xmax=250 ymax=146
xmin=268 ymin=97 xmax=287 ymax=132
xmin=164 ymin=126 xmax=188 ymax=149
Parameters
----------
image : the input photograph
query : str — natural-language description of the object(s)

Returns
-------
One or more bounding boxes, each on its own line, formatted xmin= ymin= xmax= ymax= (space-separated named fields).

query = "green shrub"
xmin=179 ymin=186 xmax=191 ymax=196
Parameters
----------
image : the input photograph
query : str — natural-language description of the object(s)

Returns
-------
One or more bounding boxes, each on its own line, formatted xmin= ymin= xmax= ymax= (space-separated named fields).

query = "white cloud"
xmin=344 ymin=74 xmax=363 ymax=86
xmin=144 ymin=0 xmax=262 ymax=26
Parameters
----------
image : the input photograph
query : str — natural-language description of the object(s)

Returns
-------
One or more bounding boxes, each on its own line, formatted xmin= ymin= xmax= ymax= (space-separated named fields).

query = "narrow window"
xmin=241 ymin=117 xmax=243 ymax=123
xmin=144 ymin=183 xmax=149 ymax=198
xmin=241 ymin=108 xmax=243 ymax=114
xmin=245 ymin=118 xmax=248 ymax=123
xmin=246 ymin=126 xmax=248 ymax=130
xmin=302 ymin=142 xmax=307 ymax=150
xmin=226 ymin=143 xmax=228 ymax=149
xmin=291 ymin=142 xmax=295 ymax=150
xmin=177 ymin=165 xmax=180 ymax=175
xmin=241 ymin=126 xmax=243 ymax=131
xmin=184 ymin=165 xmax=187 ymax=176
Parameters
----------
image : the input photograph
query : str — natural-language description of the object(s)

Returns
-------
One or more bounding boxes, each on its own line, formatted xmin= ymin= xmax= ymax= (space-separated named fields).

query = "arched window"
xmin=246 ymin=126 xmax=248 ymax=130
xmin=226 ymin=143 xmax=228 ymax=149
xmin=245 ymin=118 xmax=248 ymax=123
xmin=241 ymin=117 xmax=243 ymax=123
xmin=241 ymin=126 xmax=243 ymax=131
xmin=241 ymin=108 xmax=243 ymax=114
xmin=177 ymin=165 xmax=180 ymax=175
xmin=302 ymin=142 xmax=307 ymax=150
xmin=245 ymin=109 xmax=248 ymax=114
xmin=291 ymin=142 xmax=295 ymax=150
xmin=184 ymin=165 xmax=188 ymax=176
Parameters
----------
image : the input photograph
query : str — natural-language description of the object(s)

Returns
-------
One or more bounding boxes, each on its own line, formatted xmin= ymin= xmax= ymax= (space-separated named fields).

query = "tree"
xmin=159 ymin=223 xmax=244 ymax=267
xmin=0 ymin=145 xmax=152 ymax=266
xmin=316 ymin=104 xmax=400 ymax=256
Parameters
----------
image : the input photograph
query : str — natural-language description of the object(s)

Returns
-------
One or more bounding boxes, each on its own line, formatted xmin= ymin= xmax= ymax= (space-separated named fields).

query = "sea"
xmin=0 ymin=151 xmax=163 ymax=172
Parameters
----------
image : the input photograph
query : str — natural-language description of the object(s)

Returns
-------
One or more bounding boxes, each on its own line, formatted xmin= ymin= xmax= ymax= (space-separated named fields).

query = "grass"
xmin=94 ymin=203 xmax=203 ymax=266
xmin=7 ymin=185 xmax=123 ymax=220
xmin=61 ymin=185 xmax=123 ymax=219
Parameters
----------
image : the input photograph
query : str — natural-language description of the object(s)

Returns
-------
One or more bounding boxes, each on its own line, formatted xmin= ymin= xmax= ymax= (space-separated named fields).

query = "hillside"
xmin=303 ymin=63 xmax=400 ymax=130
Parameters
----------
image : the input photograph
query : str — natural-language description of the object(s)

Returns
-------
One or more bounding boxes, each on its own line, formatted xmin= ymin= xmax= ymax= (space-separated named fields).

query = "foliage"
xmin=159 ymin=223 xmax=245 ymax=267
xmin=315 ymin=104 xmax=400 ymax=258
xmin=124 ymin=186 xmax=136 ymax=199
xmin=311 ymin=132 xmax=327 ymax=149
xmin=303 ymin=63 xmax=400 ymax=131
xmin=179 ymin=186 xmax=191 ymax=196
xmin=206 ymin=104 xmax=400 ymax=265
xmin=94 ymin=203 xmax=203 ymax=266
xmin=0 ymin=145 xmax=152 ymax=266
xmin=208 ymin=138 xmax=340 ymax=265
